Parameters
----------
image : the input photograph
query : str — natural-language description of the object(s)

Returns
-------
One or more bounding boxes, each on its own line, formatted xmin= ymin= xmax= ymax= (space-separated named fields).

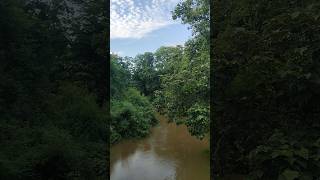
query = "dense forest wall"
xmin=212 ymin=0 xmax=320 ymax=179
xmin=0 ymin=0 xmax=108 ymax=179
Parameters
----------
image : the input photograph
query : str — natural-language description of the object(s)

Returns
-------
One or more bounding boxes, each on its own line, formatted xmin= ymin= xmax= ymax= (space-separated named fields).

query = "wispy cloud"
xmin=111 ymin=0 xmax=180 ymax=39
xmin=110 ymin=50 xmax=124 ymax=56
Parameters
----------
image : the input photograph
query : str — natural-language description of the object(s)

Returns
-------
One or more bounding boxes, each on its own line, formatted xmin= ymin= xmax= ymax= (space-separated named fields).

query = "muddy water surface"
xmin=110 ymin=113 xmax=210 ymax=180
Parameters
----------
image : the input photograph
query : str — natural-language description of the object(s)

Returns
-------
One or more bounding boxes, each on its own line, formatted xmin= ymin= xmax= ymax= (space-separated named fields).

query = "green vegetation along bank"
xmin=110 ymin=0 xmax=210 ymax=143
xmin=110 ymin=55 xmax=157 ymax=144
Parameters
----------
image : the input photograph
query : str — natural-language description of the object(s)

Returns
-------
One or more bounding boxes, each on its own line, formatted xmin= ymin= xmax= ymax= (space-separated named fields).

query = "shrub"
xmin=110 ymin=88 xmax=157 ymax=144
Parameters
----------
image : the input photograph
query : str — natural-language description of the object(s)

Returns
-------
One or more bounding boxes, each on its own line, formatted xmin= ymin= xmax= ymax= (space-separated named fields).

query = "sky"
xmin=110 ymin=0 xmax=192 ymax=57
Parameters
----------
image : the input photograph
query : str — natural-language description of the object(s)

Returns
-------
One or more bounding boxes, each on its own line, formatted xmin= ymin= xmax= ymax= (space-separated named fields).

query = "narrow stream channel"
xmin=110 ymin=113 xmax=210 ymax=180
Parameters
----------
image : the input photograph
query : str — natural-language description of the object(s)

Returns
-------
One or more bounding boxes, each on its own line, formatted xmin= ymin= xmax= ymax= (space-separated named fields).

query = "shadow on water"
xmin=110 ymin=113 xmax=210 ymax=180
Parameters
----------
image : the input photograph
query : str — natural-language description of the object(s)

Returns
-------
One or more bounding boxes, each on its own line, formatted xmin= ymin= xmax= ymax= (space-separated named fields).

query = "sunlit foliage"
xmin=110 ymin=55 xmax=157 ymax=144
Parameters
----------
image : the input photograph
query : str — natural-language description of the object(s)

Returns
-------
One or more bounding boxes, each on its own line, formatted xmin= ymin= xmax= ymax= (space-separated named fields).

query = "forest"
xmin=110 ymin=0 xmax=210 ymax=143
xmin=0 ymin=0 xmax=108 ymax=179
xmin=110 ymin=0 xmax=210 ymax=179
xmin=1 ymin=0 xmax=319 ymax=179
xmin=112 ymin=0 xmax=320 ymax=179
xmin=212 ymin=0 xmax=320 ymax=179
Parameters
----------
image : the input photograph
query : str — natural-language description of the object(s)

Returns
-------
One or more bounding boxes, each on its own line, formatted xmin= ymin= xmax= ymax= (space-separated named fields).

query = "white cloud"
xmin=110 ymin=50 xmax=124 ymax=56
xmin=111 ymin=0 xmax=180 ymax=39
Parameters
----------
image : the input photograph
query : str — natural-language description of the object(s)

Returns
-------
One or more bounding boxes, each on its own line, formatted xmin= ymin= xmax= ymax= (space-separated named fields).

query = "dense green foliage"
xmin=109 ymin=0 xmax=210 ymax=145
xmin=129 ymin=0 xmax=320 ymax=178
xmin=165 ymin=0 xmax=210 ymax=139
xmin=110 ymin=55 xmax=157 ymax=144
xmin=124 ymin=0 xmax=211 ymax=140
xmin=4 ymin=0 xmax=317 ymax=179
xmin=126 ymin=45 xmax=210 ymax=139
xmin=212 ymin=0 xmax=320 ymax=179
xmin=0 ymin=0 xmax=107 ymax=179
xmin=132 ymin=52 xmax=160 ymax=98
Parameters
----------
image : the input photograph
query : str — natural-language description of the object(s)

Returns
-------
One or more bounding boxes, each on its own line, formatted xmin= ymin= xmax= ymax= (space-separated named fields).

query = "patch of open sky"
xmin=111 ymin=0 xmax=192 ymax=57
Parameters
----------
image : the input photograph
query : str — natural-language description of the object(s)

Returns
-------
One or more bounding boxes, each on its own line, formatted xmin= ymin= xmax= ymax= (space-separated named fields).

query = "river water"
xmin=110 ymin=113 xmax=210 ymax=180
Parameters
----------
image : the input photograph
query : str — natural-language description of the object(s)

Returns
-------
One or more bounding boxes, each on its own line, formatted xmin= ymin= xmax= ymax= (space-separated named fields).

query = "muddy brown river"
xmin=110 ymin=113 xmax=210 ymax=180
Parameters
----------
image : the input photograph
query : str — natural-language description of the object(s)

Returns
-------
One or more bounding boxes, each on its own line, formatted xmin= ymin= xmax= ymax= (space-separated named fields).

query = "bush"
xmin=110 ymin=88 xmax=157 ymax=144
xmin=47 ymin=83 xmax=107 ymax=143
xmin=186 ymin=103 xmax=210 ymax=140
xmin=248 ymin=130 xmax=320 ymax=180
xmin=0 ymin=83 xmax=107 ymax=180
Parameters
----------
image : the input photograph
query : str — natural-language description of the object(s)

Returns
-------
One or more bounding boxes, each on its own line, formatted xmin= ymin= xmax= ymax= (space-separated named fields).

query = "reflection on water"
xmin=110 ymin=113 xmax=210 ymax=180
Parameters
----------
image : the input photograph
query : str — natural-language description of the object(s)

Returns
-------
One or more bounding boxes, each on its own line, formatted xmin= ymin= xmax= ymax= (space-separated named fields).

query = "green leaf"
xmin=294 ymin=148 xmax=309 ymax=159
xmin=280 ymin=169 xmax=299 ymax=180
xmin=271 ymin=149 xmax=293 ymax=159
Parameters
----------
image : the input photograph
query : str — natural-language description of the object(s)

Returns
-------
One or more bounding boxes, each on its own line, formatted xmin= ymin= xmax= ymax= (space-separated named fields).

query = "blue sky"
xmin=110 ymin=0 xmax=192 ymax=57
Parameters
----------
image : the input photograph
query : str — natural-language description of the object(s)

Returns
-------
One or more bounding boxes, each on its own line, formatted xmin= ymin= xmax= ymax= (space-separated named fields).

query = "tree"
xmin=132 ymin=52 xmax=160 ymax=97
xmin=212 ymin=0 xmax=320 ymax=178
xmin=157 ymin=0 xmax=210 ymax=138
xmin=0 ymin=0 xmax=108 ymax=178
xmin=110 ymin=55 xmax=157 ymax=144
